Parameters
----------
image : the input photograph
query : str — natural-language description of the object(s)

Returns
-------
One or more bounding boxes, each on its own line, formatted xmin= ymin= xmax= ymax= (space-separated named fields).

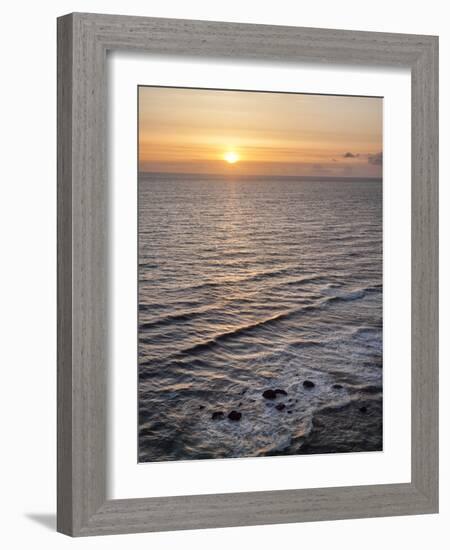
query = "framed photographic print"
xmin=137 ymin=86 xmax=383 ymax=462
xmin=57 ymin=13 xmax=438 ymax=536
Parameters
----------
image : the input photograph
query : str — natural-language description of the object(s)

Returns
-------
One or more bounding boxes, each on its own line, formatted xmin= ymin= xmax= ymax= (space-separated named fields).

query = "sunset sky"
xmin=139 ymin=86 xmax=382 ymax=178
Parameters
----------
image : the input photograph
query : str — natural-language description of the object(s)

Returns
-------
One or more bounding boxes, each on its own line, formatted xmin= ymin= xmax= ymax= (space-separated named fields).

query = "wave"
xmin=327 ymin=290 xmax=366 ymax=303
xmin=139 ymin=305 xmax=221 ymax=331
xmin=139 ymin=266 xmax=321 ymax=294
xmin=142 ymin=287 xmax=378 ymax=362
xmin=364 ymin=283 xmax=383 ymax=293
xmin=174 ymin=309 xmax=299 ymax=358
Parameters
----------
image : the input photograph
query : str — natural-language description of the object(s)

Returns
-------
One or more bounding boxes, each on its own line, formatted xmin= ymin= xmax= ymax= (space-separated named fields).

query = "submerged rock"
xmin=332 ymin=384 xmax=343 ymax=390
xmin=359 ymin=406 xmax=368 ymax=414
xmin=228 ymin=410 xmax=242 ymax=421
xmin=199 ymin=405 xmax=205 ymax=410
xmin=275 ymin=403 xmax=286 ymax=411
xmin=211 ymin=411 xmax=224 ymax=420
xmin=274 ymin=389 xmax=287 ymax=396
xmin=303 ymin=380 xmax=315 ymax=389
xmin=262 ymin=389 xmax=277 ymax=399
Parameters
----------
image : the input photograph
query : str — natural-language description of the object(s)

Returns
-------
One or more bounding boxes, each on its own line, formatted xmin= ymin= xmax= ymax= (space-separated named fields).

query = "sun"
xmin=224 ymin=151 xmax=239 ymax=164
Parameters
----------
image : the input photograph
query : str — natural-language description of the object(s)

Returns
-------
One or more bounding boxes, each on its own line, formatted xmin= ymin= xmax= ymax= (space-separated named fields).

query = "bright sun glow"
xmin=224 ymin=151 xmax=239 ymax=164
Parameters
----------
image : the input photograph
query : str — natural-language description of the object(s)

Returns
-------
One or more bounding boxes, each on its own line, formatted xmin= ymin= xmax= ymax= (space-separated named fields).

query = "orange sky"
xmin=139 ymin=86 xmax=382 ymax=178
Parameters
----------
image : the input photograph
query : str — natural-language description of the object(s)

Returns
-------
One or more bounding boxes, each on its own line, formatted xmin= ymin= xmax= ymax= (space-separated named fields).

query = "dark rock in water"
xmin=274 ymin=389 xmax=287 ymax=396
xmin=298 ymin=398 xmax=382 ymax=454
xmin=359 ymin=406 xmax=368 ymax=414
xmin=228 ymin=410 xmax=242 ymax=421
xmin=199 ymin=405 xmax=205 ymax=410
xmin=238 ymin=402 xmax=242 ymax=407
xmin=275 ymin=403 xmax=286 ymax=411
xmin=303 ymin=380 xmax=315 ymax=389
xmin=287 ymin=410 xmax=292 ymax=414
xmin=262 ymin=389 xmax=277 ymax=399
xmin=211 ymin=411 xmax=224 ymax=420
xmin=332 ymin=384 xmax=343 ymax=390
xmin=240 ymin=389 xmax=247 ymax=395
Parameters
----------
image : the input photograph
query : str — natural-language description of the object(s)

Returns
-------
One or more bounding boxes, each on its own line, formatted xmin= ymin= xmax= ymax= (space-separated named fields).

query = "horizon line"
xmin=138 ymin=170 xmax=382 ymax=181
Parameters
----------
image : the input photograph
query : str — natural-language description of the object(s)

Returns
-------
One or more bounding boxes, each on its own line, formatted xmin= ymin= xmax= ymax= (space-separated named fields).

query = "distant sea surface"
xmin=138 ymin=173 xmax=382 ymax=462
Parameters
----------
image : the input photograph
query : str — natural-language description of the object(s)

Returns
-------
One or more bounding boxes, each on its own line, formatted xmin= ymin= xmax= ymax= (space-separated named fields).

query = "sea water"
xmin=138 ymin=173 xmax=382 ymax=461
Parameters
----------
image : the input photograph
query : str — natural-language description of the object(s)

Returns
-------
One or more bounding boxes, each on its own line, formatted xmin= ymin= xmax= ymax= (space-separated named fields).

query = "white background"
xmin=109 ymin=55 xmax=411 ymax=498
xmin=0 ymin=1 xmax=447 ymax=549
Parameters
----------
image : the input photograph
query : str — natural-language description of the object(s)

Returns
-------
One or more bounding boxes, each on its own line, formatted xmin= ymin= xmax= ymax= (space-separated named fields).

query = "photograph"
xmin=137 ymin=86 xmax=383 ymax=463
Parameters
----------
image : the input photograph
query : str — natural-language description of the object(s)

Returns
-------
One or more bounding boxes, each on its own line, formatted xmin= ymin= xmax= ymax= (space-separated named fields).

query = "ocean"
xmin=138 ymin=173 xmax=383 ymax=462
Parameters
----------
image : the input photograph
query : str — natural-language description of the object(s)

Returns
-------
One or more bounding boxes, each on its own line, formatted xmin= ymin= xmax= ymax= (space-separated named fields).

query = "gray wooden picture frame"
xmin=57 ymin=12 xmax=438 ymax=537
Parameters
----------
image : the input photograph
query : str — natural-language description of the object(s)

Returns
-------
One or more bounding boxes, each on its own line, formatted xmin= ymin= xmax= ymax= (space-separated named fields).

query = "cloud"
xmin=368 ymin=152 xmax=383 ymax=165
xmin=343 ymin=152 xmax=359 ymax=158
